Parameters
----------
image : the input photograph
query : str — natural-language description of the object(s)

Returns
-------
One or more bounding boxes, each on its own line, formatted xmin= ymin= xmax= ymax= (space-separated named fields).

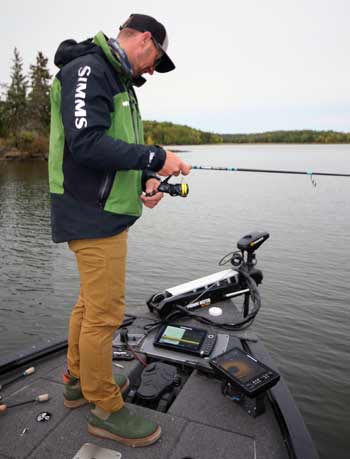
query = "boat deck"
xmin=0 ymin=308 xmax=318 ymax=459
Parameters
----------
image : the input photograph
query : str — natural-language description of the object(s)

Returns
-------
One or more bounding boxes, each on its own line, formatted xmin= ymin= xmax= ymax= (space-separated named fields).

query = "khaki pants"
xmin=67 ymin=230 xmax=128 ymax=412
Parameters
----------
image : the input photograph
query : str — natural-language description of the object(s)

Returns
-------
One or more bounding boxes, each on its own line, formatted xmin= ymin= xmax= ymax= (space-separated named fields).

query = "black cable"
xmin=156 ymin=266 xmax=261 ymax=332
xmin=122 ymin=314 xmax=136 ymax=327
xmin=143 ymin=320 xmax=164 ymax=334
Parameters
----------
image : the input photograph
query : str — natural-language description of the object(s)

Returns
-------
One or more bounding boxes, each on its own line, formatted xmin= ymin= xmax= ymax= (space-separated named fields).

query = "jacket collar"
xmin=93 ymin=31 xmax=146 ymax=87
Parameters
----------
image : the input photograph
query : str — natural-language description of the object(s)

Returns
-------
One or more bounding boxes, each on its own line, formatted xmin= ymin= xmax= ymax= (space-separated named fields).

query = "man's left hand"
xmin=140 ymin=178 xmax=164 ymax=208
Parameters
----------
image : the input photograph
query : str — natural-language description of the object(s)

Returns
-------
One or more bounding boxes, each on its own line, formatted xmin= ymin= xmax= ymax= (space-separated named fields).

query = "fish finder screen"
xmin=210 ymin=347 xmax=280 ymax=397
xmin=214 ymin=348 xmax=266 ymax=383
xmin=157 ymin=325 xmax=206 ymax=352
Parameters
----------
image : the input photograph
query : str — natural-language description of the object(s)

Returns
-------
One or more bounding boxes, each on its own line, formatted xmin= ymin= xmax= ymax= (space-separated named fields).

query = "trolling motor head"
xmin=237 ymin=231 xmax=270 ymax=254
xmin=219 ymin=231 xmax=269 ymax=284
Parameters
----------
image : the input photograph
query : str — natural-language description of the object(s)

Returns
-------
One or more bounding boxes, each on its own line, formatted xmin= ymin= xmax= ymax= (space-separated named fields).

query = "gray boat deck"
xmin=0 ymin=308 xmax=317 ymax=459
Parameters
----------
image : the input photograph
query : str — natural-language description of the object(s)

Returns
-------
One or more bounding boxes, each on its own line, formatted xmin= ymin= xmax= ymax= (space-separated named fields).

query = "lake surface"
xmin=0 ymin=144 xmax=349 ymax=458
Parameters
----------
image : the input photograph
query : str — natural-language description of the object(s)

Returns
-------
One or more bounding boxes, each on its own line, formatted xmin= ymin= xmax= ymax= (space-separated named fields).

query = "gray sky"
xmin=2 ymin=0 xmax=349 ymax=133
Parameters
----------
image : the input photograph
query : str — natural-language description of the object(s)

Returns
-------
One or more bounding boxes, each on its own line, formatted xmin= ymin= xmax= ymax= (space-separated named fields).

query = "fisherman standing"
xmin=48 ymin=14 xmax=191 ymax=447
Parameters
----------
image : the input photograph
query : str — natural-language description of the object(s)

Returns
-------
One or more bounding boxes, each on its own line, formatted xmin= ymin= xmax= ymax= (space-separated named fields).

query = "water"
xmin=0 ymin=145 xmax=349 ymax=458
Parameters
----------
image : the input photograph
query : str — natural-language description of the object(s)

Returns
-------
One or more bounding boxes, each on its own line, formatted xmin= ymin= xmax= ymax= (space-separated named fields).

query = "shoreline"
xmin=1 ymin=143 xmax=349 ymax=161
xmin=0 ymin=147 xmax=48 ymax=161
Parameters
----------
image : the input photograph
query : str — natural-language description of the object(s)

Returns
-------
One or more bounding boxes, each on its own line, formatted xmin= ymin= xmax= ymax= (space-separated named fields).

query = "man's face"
xmin=131 ymin=33 xmax=163 ymax=77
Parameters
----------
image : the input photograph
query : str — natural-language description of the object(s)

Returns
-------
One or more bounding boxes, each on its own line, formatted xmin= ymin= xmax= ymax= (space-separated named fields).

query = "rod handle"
xmin=23 ymin=367 xmax=35 ymax=376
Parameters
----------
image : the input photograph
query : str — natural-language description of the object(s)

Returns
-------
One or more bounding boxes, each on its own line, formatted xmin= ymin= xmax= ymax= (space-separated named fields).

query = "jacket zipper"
xmin=127 ymin=85 xmax=140 ymax=143
xmin=98 ymin=173 xmax=113 ymax=209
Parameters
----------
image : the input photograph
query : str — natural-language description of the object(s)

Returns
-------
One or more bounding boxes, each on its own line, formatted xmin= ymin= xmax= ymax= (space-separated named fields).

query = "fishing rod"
xmin=192 ymin=165 xmax=350 ymax=177
xmin=147 ymin=166 xmax=350 ymax=199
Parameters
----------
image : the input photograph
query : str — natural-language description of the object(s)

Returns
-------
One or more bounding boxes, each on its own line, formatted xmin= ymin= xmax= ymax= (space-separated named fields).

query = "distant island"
xmin=1 ymin=48 xmax=349 ymax=160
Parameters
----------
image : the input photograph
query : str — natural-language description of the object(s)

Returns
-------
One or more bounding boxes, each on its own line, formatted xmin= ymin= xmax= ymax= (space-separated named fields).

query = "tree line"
xmin=0 ymin=48 xmax=349 ymax=159
xmin=222 ymin=130 xmax=350 ymax=144
xmin=0 ymin=48 xmax=51 ymax=156
xmin=144 ymin=121 xmax=222 ymax=145
xmin=0 ymin=48 xmax=222 ymax=157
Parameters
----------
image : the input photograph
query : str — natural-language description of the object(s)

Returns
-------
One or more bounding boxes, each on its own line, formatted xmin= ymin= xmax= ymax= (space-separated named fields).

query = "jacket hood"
xmin=54 ymin=38 xmax=97 ymax=68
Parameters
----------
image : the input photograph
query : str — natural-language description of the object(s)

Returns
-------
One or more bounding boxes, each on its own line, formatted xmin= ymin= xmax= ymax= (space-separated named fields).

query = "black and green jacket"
xmin=49 ymin=31 xmax=166 ymax=242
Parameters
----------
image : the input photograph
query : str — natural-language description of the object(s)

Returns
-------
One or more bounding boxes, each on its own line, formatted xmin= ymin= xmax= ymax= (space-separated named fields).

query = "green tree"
xmin=27 ymin=51 xmax=51 ymax=134
xmin=143 ymin=120 xmax=223 ymax=145
xmin=0 ymin=97 xmax=6 ymax=138
xmin=4 ymin=48 xmax=27 ymax=144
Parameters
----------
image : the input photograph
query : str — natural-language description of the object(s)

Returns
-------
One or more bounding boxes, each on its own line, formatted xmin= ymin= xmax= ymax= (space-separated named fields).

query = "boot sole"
xmin=64 ymin=378 xmax=130 ymax=409
xmin=64 ymin=398 xmax=88 ymax=408
xmin=87 ymin=423 xmax=161 ymax=447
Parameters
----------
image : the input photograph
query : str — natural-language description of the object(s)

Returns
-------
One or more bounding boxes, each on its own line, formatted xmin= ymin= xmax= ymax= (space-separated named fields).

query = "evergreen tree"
xmin=4 ymin=48 xmax=27 ymax=143
xmin=27 ymin=51 xmax=51 ymax=134
xmin=0 ymin=97 xmax=6 ymax=138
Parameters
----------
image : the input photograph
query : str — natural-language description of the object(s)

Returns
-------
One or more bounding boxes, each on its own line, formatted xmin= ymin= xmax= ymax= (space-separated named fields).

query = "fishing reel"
xmin=146 ymin=176 xmax=189 ymax=198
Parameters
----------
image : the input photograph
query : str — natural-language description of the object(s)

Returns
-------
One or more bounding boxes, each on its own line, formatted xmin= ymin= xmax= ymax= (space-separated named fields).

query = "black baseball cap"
xmin=120 ymin=14 xmax=175 ymax=73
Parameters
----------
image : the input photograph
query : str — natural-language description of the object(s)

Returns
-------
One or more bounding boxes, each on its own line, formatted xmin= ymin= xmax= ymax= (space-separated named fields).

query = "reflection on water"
xmin=1 ymin=145 xmax=350 ymax=458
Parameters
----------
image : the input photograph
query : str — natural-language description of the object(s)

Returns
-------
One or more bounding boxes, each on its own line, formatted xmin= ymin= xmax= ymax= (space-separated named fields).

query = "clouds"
xmin=2 ymin=0 xmax=349 ymax=133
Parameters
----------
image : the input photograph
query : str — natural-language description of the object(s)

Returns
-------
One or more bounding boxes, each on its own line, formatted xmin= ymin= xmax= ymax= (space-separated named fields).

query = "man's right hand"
xmin=158 ymin=150 xmax=192 ymax=177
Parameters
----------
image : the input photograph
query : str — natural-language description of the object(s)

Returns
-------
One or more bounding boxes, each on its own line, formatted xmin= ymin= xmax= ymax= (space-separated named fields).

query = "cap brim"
xmin=156 ymin=52 xmax=175 ymax=73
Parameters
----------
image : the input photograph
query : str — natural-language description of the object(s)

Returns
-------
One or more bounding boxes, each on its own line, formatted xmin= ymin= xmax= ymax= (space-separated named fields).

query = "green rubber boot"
xmin=63 ymin=370 xmax=129 ymax=408
xmin=88 ymin=405 xmax=161 ymax=447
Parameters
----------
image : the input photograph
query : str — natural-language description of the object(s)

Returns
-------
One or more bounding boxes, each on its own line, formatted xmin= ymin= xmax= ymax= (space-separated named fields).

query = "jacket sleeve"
xmin=59 ymin=58 xmax=166 ymax=172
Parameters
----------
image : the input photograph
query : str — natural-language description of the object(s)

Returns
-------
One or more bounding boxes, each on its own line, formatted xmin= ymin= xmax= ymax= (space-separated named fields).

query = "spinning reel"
xmin=146 ymin=176 xmax=189 ymax=198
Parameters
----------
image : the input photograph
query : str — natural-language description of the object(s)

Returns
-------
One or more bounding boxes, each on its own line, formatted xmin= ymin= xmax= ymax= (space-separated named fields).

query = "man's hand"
xmin=158 ymin=150 xmax=192 ymax=177
xmin=140 ymin=178 xmax=164 ymax=209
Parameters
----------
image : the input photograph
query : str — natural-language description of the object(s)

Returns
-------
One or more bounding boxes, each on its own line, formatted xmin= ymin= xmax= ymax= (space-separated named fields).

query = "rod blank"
xmin=0 ymin=367 xmax=35 ymax=390
xmin=192 ymin=165 xmax=350 ymax=177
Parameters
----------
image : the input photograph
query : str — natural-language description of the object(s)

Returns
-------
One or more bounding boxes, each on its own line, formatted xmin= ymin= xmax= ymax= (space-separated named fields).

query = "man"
xmin=48 ymin=14 xmax=191 ymax=447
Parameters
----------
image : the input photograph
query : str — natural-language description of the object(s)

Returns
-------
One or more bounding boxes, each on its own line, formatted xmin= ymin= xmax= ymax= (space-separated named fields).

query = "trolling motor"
xmin=219 ymin=231 xmax=270 ymax=283
xmin=147 ymin=231 xmax=269 ymax=324
xmin=146 ymin=176 xmax=189 ymax=198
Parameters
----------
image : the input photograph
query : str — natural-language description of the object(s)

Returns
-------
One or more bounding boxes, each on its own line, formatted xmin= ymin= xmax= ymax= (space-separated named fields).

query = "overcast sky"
xmin=2 ymin=0 xmax=349 ymax=133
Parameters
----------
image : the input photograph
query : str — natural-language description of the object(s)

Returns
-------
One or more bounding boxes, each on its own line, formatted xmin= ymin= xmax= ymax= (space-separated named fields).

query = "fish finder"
xmin=154 ymin=324 xmax=217 ymax=357
xmin=209 ymin=347 xmax=280 ymax=398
